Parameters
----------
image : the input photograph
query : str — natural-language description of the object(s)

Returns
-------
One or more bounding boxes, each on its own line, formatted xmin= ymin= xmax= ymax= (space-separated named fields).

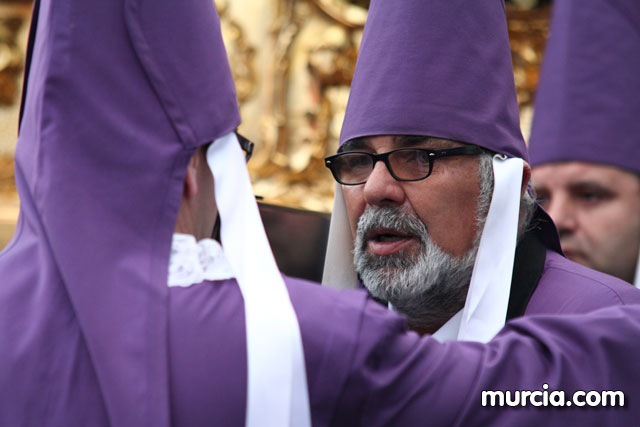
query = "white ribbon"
xmin=207 ymin=133 xmax=311 ymax=427
xmin=457 ymin=156 xmax=523 ymax=342
xmin=322 ymin=183 xmax=358 ymax=289
xmin=431 ymin=309 xmax=463 ymax=342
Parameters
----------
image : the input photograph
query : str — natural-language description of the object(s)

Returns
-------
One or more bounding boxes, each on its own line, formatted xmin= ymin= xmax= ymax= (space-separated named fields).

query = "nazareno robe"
xmin=504 ymin=232 xmax=640 ymax=320
xmin=170 ymin=277 xmax=640 ymax=426
xmin=2 ymin=0 xmax=640 ymax=425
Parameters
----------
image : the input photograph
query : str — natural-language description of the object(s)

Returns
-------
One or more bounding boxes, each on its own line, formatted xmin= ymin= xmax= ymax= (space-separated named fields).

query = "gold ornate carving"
xmin=507 ymin=5 xmax=551 ymax=109
xmin=216 ymin=1 xmax=257 ymax=104
xmin=311 ymin=0 xmax=368 ymax=28
xmin=0 ymin=14 xmax=25 ymax=106
xmin=0 ymin=154 xmax=14 ymax=194
xmin=242 ymin=0 xmax=366 ymax=212
xmin=0 ymin=1 xmax=552 ymax=216
xmin=238 ymin=1 xmax=551 ymax=212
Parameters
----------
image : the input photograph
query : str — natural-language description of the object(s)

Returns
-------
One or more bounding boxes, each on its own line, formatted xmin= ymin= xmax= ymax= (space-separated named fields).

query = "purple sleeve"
xmin=172 ymin=277 xmax=640 ymax=425
xmin=334 ymin=298 xmax=640 ymax=425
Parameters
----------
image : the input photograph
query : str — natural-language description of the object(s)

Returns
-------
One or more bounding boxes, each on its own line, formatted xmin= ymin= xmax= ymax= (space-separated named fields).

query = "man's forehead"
xmin=340 ymin=135 xmax=468 ymax=152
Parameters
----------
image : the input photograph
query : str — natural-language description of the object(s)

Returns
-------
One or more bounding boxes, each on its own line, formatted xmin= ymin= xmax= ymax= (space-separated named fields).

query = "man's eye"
xmin=347 ymin=156 xmax=369 ymax=168
xmin=415 ymin=151 xmax=430 ymax=165
xmin=395 ymin=150 xmax=428 ymax=165
xmin=533 ymin=189 xmax=549 ymax=207
xmin=578 ymin=192 xmax=601 ymax=202
xmin=536 ymin=195 xmax=549 ymax=207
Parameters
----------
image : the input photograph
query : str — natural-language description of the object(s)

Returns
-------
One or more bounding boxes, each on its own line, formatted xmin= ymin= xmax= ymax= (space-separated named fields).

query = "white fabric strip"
xmin=432 ymin=309 xmax=462 ymax=342
xmin=322 ymin=184 xmax=359 ymax=289
xmin=457 ymin=156 xmax=523 ymax=342
xmin=207 ymin=133 xmax=311 ymax=427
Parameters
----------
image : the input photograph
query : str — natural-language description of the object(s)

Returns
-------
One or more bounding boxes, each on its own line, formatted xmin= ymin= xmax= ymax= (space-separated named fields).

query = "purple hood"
xmin=0 ymin=0 xmax=239 ymax=424
xmin=530 ymin=0 xmax=640 ymax=174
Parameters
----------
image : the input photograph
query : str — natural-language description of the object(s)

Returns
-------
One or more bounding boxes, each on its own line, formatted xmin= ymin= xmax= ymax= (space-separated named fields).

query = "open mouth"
xmin=365 ymin=228 xmax=418 ymax=256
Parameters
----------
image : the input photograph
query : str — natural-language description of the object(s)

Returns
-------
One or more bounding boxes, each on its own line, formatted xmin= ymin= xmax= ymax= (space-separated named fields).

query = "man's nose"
xmin=362 ymin=161 xmax=405 ymax=207
xmin=546 ymin=195 xmax=577 ymax=238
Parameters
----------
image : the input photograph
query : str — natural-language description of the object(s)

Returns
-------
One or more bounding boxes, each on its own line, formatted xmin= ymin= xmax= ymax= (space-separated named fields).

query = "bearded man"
xmin=322 ymin=0 xmax=640 ymax=341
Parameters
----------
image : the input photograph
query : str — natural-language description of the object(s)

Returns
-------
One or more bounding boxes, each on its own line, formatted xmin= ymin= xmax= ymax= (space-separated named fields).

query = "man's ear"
xmin=521 ymin=161 xmax=532 ymax=197
xmin=183 ymin=155 xmax=199 ymax=198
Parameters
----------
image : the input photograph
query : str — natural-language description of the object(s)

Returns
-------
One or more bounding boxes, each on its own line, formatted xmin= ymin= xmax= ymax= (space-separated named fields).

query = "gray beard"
xmin=354 ymin=206 xmax=479 ymax=332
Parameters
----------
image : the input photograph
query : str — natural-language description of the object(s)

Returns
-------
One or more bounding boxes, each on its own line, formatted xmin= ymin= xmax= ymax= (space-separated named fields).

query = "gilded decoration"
xmin=0 ymin=1 xmax=553 ymax=248
xmin=231 ymin=0 xmax=551 ymax=212
xmin=0 ymin=3 xmax=28 ymax=107
xmin=245 ymin=0 xmax=366 ymax=212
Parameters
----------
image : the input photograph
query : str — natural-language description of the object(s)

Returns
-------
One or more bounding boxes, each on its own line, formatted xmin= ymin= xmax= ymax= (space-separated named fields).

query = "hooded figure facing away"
xmin=530 ymin=0 xmax=640 ymax=287
xmin=3 ymin=0 xmax=640 ymax=426
xmin=323 ymin=0 xmax=640 ymax=342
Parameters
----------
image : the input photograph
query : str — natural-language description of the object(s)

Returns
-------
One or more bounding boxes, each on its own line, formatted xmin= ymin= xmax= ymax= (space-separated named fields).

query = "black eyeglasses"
xmin=325 ymin=145 xmax=483 ymax=185
xmin=235 ymin=132 xmax=254 ymax=161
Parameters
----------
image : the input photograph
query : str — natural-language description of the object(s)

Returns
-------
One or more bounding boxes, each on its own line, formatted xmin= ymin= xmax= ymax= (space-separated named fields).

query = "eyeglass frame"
xmin=204 ymin=132 xmax=254 ymax=162
xmin=235 ymin=132 xmax=254 ymax=161
xmin=324 ymin=145 xmax=484 ymax=185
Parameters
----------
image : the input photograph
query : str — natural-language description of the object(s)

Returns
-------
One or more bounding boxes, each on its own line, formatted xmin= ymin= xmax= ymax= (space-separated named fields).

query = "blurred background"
xmin=0 ymin=0 xmax=552 ymax=250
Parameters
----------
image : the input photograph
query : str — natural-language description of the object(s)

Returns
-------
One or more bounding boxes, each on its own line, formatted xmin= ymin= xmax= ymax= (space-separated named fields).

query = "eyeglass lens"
xmin=333 ymin=149 xmax=433 ymax=184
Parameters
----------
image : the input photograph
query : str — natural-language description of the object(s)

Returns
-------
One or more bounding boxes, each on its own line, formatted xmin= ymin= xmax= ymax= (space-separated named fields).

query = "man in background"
xmin=529 ymin=0 xmax=640 ymax=286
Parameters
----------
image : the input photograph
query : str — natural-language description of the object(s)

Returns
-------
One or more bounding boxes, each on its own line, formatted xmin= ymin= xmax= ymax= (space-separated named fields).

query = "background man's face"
xmin=532 ymin=161 xmax=640 ymax=283
xmin=342 ymin=135 xmax=482 ymax=261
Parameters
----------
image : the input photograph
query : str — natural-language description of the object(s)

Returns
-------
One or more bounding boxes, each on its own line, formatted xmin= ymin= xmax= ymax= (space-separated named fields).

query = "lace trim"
xmin=168 ymin=233 xmax=235 ymax=287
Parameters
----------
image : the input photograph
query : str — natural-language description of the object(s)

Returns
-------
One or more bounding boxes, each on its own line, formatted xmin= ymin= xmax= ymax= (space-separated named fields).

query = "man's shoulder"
xmin=284 ymin=276 xmax=368 ymax=314
xmin=284 ymin=275 xmax=408 ymax=329
xmin=283 ymin=276 xmax=414 ymax=426
xmin=526 ymin=250 xmax=640 ymax=314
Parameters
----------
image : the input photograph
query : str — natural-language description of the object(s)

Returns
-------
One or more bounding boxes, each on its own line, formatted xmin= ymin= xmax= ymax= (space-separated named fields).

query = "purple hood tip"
xmin=530 ymin=0 xmax=640 ymax=174
xmin=340 ymin=0 xmax=527 ymax=161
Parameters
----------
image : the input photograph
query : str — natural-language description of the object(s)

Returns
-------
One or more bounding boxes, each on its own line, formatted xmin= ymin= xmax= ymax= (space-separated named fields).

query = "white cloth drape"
xmin=207 ymin=133 xmax=311 ymax=427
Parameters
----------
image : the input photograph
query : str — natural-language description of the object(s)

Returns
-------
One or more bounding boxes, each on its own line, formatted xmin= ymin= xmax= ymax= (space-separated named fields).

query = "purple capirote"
xmin=340 ymin=0 xmax=525 ymax=159
xmin=0 ymin=0 xmax=239 ymax=424
xmin=530 ymin=0 xmax=640 ymax=174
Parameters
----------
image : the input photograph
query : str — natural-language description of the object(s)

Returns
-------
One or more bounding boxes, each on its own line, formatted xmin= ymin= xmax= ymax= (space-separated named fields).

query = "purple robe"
xmin=505 ymin=234 xmax=640 ymax=319
xmin=527 ymin=251 xmax=640 ymax=314
xmin=2 ymin=0 xmax=640 ymax=425
xmin=170 ymin=275 xmax=640 ymax=426
xmin=169 ymin=276 xmax=640 ymax=426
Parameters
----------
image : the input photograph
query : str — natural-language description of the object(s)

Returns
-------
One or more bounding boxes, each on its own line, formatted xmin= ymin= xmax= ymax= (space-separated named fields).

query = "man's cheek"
xmin=343 ymin=191 xmax=364 ymax=240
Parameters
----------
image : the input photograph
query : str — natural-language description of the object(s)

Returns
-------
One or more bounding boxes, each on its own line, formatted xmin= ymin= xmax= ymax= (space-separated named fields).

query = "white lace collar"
xmin=167 ymin=233 xmax=235 ymax=287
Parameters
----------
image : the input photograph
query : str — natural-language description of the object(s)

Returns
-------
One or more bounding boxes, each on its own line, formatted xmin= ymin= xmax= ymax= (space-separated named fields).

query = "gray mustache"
xmin=356 ymin=206 xmax=428 ymax=249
